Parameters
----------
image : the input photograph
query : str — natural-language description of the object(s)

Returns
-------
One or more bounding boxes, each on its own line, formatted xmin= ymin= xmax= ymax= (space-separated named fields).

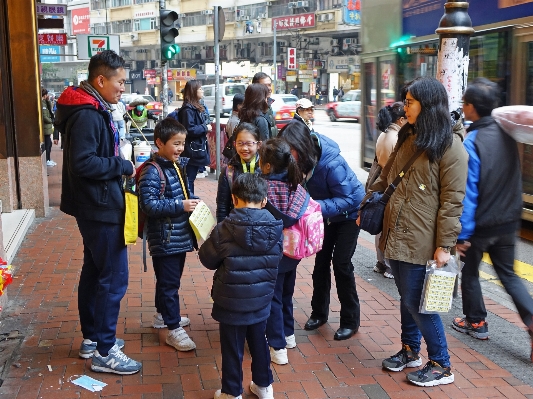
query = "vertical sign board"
xmin=343 ymin=0 xmax=361 ymax=25
xmin=40 ymin=45 xmax=61 ymax=63
xmin=287 ymin=48 xmax=297 ymax=70
xmin=76 ymin=35 xmax=120 ymax=60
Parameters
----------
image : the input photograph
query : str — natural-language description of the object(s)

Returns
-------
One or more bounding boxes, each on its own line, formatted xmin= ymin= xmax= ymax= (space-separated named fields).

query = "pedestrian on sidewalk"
xmin=280 ymin=123 xmax=365 ymax=341
xmin=259 ymin=138 xmax=308 ymax=366
xmin=137 ymin=118 xmax=199 ymax=352
xmin=54 ymin=50 xmax=142 ymax=375
xmin=199 ymin=173 xmax=283 ymax=399
xmin=252 ymin=72 xmax=278 ymax=138
xmin=239 ymin=84 xmax=274 ymax=142
xmin=361 ymin=76 xmax=468 ymax=387
xmin=216 ymin=123 xmax=261 ymax=222
xmin=452 ymin=78 xmax=533 ymax=360
xmin=370 ymin=102 xmax=407 ymax=279
xmin=41 ymin=88 xmax=56 ymax=167
xmin=333 ymin=87 xmax=339 ymax=102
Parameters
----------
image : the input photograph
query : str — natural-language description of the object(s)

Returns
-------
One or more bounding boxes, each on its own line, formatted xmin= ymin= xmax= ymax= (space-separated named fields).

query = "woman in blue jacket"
xmin=177 ymin=79 xmax=211 ymax=194
xmin=279 ymin=123 xmax=365 ymax=341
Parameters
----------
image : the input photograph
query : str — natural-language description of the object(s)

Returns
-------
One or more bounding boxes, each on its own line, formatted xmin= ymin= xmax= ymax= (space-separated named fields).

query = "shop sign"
xmin=71 ymin=7 xmax=90 ymax=35
xmin=403 ymin=0 xmax=533 ymax=37
xmin=130 ymin=71 xmax=143 ymax=80
xmin=343 ymin=0 xmax=361 ymax=25
xmin=38 ymin=33 xmax=67 ymax=46
xmin=170 ymin=69 xmax=197 ymax=81
xmin=134 ymin=10 xmax=157 ymax=19
xmin=37 ymin=3 xmax=67 ymax=16
xmin=327 ymin=55 xmax=360 ymax=73
xmin=287 ymin=47 xmax=297 ymax=70
xmin=299 ymin=70 xmax=314 ymax=82
xmin=286 ymin=70 xmax=297 ymax=82
xmin=40 ymin=45 xmax=60 ymax=63
xmin=272 ymin=13 xmax=315 ymax=31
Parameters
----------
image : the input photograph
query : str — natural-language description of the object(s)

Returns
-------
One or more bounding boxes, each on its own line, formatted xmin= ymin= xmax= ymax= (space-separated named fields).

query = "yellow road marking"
xmin=480 ymin=253 xmax=533 ymax=285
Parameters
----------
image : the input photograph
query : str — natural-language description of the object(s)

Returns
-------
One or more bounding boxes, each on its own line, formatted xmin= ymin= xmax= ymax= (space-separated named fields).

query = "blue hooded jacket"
xmin=304 ymin=133 xmax=365 ymax=223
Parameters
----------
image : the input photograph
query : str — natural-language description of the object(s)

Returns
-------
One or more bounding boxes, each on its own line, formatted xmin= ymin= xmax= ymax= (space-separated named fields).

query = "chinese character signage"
xmin=133 ymin=10 xmax=157 ymax=18
xmin=170 ymin=69 xmax=197 ymax=81
xmin=344 ymin=0 xmax=361 ymax=25
xmin=72 ymin=7 xmax=90 ymax=35
xmin=40 ymin=46 xmax=60 ymax=63
xmin=144 ymin=69 xmax=157 ymax=84
xmin=272 ymin=13 xmax=315 ymax=31
xmin=38 ymin=34 xmax=67 ymax=46
xmin=36 ymin=4 xmax=67 ymax=16
xmin=287 ymin=48 xmax=297 ymax=70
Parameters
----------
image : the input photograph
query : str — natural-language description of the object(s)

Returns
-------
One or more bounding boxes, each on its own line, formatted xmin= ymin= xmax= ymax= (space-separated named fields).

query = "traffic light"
xmin=160 ymin=9 xmax=180 ymax=61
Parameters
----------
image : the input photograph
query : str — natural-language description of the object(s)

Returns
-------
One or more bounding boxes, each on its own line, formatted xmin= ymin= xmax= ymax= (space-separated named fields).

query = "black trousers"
xmin=153 ymin=253 xmax=186 ymax=330
xmin=461 ymin=232 xmax=533 ymax=327
xmin=44 ymin=135 xmax=52 ymax=161
xmin=310 ymin=220 xmax=361 ymax=329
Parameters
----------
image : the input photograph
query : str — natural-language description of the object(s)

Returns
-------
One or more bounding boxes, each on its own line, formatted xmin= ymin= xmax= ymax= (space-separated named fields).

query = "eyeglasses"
xmin=235 ymin=141 xmax=259 ymax=148
xmin=404 ymin=99 xmax=415 ymax=108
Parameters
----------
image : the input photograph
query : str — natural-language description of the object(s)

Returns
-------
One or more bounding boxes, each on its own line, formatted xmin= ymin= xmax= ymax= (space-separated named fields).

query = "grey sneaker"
xmin=91 ymin=344 xmax=142 ymax=375
xmin=79 ymin=338 xmax=125 ymax=359
xmin=166 ymin=327 xmax=196 ymax=351
xmin=382 ymin=344 xmax=422 ymax=371
xmin=152 ymin=313 xmax=191 ymax=329
xmin=406 ymin=360 xmax=454 ymax=387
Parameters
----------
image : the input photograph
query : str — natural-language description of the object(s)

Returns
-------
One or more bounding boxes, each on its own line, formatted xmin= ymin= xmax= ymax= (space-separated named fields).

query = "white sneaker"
xmin=250 ymin=381 xmax=274 ymax=399
xmin=269 ymin=346 xmax=288 ymax=365
xmin=166 ymin=327 xmax=196 ymax=351
xmin=214 ymin=389 xmax=242 ymax=399
xmin=196 ymin=171 xmax=206 ymax=178
xmin=152 ymin=313 xmax=191 ymax=328
xmin=285 ymin=334 xmax=296 ymax=349
xmin=46 ymin=160 xmax=55 ymax=167
xmin=49 ymin=160 xmax=57 ymax=166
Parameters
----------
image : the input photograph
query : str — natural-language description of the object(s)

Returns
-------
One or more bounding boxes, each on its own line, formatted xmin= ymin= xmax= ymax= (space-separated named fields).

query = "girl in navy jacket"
xmin=260 ymin=138 xmax=309 ymax=365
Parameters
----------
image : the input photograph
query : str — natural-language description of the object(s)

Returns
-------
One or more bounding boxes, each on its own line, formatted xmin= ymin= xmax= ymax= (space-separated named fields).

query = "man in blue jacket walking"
xmin=54 ymin=50 xmax=141 ymax=374
xmin=452 ymin=78 xmax=533 ymax=361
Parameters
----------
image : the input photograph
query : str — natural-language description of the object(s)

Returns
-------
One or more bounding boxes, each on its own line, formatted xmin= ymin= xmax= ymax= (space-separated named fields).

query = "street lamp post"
xmin=435 ymin=1 xmax=474 ymax=113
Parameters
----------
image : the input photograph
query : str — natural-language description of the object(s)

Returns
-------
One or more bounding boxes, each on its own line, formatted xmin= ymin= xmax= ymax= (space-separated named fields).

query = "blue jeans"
xmin=113 ymin=119 xmax=126 ymax=140
xmin=389 ymin=260 xmax=450 ymax=367
xmin=266 ymin=268 xmax=298 ymax=350
xmin=153 ymin=253 xmax=186 ymax=330
xmin=461 ymin=232 xmax=533 ymax=327
xmin=219 ymin=321 xmax=273 ymax=397
xmin=76 ymin=218 xmax=129 ymax=355
xmin=185 ymin=164 xmax=199 ymax=195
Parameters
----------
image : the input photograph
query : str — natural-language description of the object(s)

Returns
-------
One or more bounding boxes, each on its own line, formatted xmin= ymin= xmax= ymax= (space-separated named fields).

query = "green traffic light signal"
xmin=160 ymin=9 xmax=180 ymax=61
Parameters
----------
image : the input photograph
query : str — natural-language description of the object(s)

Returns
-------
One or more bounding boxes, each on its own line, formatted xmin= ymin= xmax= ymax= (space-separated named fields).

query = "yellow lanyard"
xmin=173 ymin=162 xmax=189 ymax=200
xmin=241 ymin=156 xmax=256 ymax=174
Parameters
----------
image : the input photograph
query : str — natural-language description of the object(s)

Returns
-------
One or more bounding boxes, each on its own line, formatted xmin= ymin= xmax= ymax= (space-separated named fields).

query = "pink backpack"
xmin=282 ymin=197 xmax=324 ymax=259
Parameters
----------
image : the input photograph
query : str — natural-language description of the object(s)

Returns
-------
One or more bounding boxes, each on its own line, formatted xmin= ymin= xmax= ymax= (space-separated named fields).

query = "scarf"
xmin=80 ymin=80 xmax=120 ymax=156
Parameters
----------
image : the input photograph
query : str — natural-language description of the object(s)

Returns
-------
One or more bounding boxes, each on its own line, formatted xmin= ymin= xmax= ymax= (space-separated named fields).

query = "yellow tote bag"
xmin=189 ymin=201 xmax=216 ymax=241
xmin=124 ymin=187 xmax=139 ymax=245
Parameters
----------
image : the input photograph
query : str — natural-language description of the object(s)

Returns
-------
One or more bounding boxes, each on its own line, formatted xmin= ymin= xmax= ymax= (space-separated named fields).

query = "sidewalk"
xmin=0 ymin=146 xmax=532 ymax=398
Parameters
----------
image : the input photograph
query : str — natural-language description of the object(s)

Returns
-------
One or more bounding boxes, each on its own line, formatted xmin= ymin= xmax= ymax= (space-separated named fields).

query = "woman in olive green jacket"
xmin=361 ymin=77 xmax=468 ymax=388
xmin=41 ymin=88 xmax=55 ymax=166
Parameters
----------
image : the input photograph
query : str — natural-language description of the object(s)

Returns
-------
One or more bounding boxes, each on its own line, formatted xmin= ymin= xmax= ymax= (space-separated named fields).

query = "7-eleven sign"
xmin=88 ymin=36 xmax=110 ymax=57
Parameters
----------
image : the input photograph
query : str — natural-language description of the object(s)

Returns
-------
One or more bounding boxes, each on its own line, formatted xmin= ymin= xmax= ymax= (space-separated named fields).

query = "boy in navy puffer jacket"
xmin=138 ymin=118 xmax=200 ymax=352
xmin=199 ymin=173 xmax=283 ymax=399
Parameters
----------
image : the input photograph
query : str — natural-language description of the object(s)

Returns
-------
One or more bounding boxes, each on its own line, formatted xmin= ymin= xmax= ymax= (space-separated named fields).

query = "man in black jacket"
xmin=452 ymin=78 xmax=533 ymax=361
xmin=54 ymin=50 xmax=141 ymax=375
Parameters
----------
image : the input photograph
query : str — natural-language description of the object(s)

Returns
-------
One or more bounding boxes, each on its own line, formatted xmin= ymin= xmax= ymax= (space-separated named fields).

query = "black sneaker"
xmin=382 ymin=344 xmax=422 ymax=371
xmin=452 ymin=317 xmax=489 ymax=340
xmin=373 ymin=261 xmax=386 ymax=274
xmin=407 ymin=360 xmax=454 ymax=387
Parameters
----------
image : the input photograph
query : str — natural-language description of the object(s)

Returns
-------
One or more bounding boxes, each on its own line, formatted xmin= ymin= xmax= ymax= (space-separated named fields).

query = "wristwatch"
xmin=439 ymin=246 xmax=452 ymax=253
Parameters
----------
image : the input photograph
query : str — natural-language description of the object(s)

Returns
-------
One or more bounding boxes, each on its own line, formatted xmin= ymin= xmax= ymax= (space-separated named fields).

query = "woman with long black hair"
xmin=177 ymin=79 xmax=211 ymax=193
xmin=279 ymin=123 xmax=365 ymax=342
xmin=239 ymin=83 xmax=274 ymax=141
xmin=362 ymin=76 xmax=468 ymax=387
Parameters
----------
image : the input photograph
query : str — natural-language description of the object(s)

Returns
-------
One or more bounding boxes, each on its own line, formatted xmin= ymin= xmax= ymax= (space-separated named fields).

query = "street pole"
xmin=160 ymin=0 xmax=168 ymax=118
xmin=214 ymin=6 xmax=221 ymax=178
xmin=273 ymin=26 xmax=277 ymax=94
xmin=435 ymin=1 xmax=474 ymax=113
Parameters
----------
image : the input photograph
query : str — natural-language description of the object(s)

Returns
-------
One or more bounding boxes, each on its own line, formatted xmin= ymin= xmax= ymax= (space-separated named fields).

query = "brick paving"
xmin=0 ymin=146 xmax=532 ymax=398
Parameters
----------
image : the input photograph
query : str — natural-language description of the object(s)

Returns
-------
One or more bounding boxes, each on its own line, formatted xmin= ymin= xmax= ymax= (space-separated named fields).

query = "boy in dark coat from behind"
xmin=199 ymin=173 xmax=283 ymax=399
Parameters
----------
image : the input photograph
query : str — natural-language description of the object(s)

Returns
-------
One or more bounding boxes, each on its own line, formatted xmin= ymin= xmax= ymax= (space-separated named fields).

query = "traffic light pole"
xmin=435 ymin=1 xmax=474 ymax=113
xmin=160 ymin=0 xmax=168 ymax=118
xmin=214 ymin=6 xmax=221 ymax=179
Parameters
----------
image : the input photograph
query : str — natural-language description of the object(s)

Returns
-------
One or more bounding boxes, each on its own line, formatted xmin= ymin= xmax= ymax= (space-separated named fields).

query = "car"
xmin=270 ymin=94 xmax=298 ymax=129
xmin=121 ymin=93 xmax=162 ymax=115
xmin=325 ymin=89 xmax=361 ymax=122
xmin=203 ymin=83 xmax=247 ymax=117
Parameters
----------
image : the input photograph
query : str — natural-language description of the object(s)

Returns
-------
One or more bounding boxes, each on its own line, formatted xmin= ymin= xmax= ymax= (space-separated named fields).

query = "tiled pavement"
xmin=0 ymin=146 xmax=532 ymax=398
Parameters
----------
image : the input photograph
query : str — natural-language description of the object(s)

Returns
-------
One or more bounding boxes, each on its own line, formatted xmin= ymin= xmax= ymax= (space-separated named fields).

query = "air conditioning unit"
xmin=278 ymin=41 xmax=286 ymax=47
xmin=296 ymin=1 xmax=309 ymax=7
xmin=201 ymin=10 xmax=213 ymax=15
xmin=325 ymin=13 xmax=334 ymax=21
xmin=258 ymin=42 xmax=264 ymax=47
xmin=343 ymin=38 xmax=354 ymax=45
xmin=258 ymin=13 xmax=267 ymax=19
xmin=130 ymin=33 xmax=139 ymax=41
xmin=330 ymin=39 xmax=338 ymax=46
xmin=311 ymin=38 xmax=319 ymax=45
xmin=318 ymin=14 xmax=326 ymax=22
xmin=201 ymin=46 xmax=206 ymax=50
xmin=331 ymin=47 xmax=339 ymax=55
xmin=242 ymin=15 xmax=250 ymax=20
xmin=288 ymin=2 xmax=296 ymax=9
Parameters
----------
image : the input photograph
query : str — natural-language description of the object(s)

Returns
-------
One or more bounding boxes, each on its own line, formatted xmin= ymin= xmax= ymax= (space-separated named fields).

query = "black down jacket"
xmin=138 ymin=154 xmax=196 ymax=256
xmin=199 ymin=207 xmax=284 ymax=326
